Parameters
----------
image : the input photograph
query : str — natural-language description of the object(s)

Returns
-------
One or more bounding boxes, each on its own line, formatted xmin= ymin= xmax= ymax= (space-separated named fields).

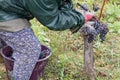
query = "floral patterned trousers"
xmin=0 ymin=28 xmax=41 ymax=80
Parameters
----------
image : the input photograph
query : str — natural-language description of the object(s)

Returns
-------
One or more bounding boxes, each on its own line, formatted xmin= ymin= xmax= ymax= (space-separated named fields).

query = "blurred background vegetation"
xmin=0 ymin=0 xmax=120 ymax=80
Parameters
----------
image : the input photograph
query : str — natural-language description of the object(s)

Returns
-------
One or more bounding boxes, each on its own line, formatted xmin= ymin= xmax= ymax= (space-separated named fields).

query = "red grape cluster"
xmin=94 ymin=20 xmax=108 ymax=42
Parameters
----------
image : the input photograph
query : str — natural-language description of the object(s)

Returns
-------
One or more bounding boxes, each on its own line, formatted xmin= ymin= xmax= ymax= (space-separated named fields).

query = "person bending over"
xmin=0 ymin=0 xmax=94 ymax=80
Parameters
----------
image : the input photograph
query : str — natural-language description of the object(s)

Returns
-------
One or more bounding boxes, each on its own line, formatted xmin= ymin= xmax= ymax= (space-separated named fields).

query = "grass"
xmin=0 ymin=56 xmax=6 ymax=80
xmin=41 ymin=30 xmax=120 ymax=80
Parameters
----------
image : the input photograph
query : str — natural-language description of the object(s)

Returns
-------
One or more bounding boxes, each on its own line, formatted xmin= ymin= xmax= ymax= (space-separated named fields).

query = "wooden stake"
xmin=98 ymin=0 xmax=107 ymax=20
xmin=84 ymin=36 xmax=96 ymax=80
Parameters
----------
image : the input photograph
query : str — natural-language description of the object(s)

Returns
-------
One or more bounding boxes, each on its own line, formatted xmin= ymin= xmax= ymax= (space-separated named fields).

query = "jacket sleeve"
xmin=26 ymin=0 xmax=85 ymax=31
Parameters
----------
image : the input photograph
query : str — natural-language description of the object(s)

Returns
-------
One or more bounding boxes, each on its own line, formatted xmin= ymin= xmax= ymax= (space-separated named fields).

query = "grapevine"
xmin=78 ymin=3 xmax=109 ymax=43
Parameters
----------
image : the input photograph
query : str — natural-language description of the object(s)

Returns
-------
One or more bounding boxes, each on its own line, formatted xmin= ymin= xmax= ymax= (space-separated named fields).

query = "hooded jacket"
xmin=0 ymin=0 xmax=85 ymax=31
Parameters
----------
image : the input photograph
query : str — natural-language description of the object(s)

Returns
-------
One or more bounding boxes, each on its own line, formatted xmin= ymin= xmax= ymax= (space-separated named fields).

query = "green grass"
xmin=40 ymin=30 xmax=120 ymax=80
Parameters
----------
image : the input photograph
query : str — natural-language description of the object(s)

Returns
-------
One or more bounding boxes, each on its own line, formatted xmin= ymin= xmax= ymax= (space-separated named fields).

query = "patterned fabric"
xmin=0 ymin=28 xmax=41 ymax=80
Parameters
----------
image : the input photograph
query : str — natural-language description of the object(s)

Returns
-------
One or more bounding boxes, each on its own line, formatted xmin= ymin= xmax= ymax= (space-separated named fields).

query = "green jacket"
xmin=0 ymin=0 xmax=85 ymax=31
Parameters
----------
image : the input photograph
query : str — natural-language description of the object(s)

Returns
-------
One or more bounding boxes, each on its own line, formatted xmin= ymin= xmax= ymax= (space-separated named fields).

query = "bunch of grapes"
xmin=87 ymin=20 xmax=108 ymax=43
xmin=78 ymin=3 xmax=109 ymax=43
xmin=39 ymin=49 xmax=50 ymax=59
xmin=94 ymin=20 xmax=108 ymax=42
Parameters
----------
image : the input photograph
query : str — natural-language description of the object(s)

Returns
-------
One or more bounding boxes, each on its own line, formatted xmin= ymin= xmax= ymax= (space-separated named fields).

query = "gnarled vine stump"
xmin=84 ymin=36 xmax=96 ymax=80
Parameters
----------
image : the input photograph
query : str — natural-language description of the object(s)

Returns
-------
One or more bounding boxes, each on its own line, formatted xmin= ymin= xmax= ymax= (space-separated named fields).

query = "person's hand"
xmin=70 ymin=8 xmax=95 ymax=34
xmin=75 ymin=8 xmax=94 ymax=22
xmin=84 ymin=12 xmax=94 ymax=22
